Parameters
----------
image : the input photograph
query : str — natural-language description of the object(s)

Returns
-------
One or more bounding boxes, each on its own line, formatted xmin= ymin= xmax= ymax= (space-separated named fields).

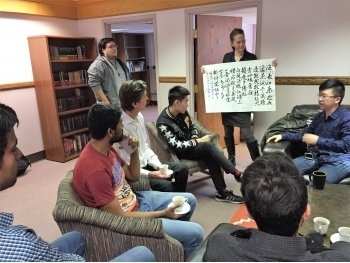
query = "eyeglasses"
xmin=316 ymin=93 xmax=336 ymax=99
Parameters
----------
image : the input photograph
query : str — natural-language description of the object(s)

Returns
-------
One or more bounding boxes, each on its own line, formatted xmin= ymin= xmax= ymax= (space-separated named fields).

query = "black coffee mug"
xmin=309 ymin=171 xmax=326 ymax=190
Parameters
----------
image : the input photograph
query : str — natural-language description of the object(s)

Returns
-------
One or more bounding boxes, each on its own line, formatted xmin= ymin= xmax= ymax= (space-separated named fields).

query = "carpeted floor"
xmin=0 ymin=105 xmax=254 ymax=241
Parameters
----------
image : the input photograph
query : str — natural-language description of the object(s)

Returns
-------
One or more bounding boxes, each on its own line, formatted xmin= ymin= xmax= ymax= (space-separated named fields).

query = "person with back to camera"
xmin=220 ymin=28 xmax=277 ymax=166
xmin=72 ymin=103 xmax=204 ymax=259
xmin=118 ymin=79 xmax=189 ymax=192
xmin=156 ymin=85 xmax=243 ymax=204
xmin=0 ymin=103 xmax=155 ymax=262
xmin=267 ymin=78 xmax=350 ymax=183
xmin=203 ymin=153 xmax=350 ymax=261
xmin=88 ymin=38 xmax=131 ymax=106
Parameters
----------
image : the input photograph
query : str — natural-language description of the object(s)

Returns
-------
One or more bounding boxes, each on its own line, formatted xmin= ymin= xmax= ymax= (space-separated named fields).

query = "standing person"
xmin=204 ymin=153 xmax=350 ymax=261
xmin=221 ymin=28 xmax=277 ymax=165
xmin=88 ymin=38 xmax=131 ymax=106
xmin=267 ymin=78 xmax=350 ymax=183
xmin=0 ymin=103 xmax=155 ymax=262
xmin=118 ymin=80 xmax=189 ymax=192
xmin=72 ymin=104 xmax=204 ymax=259
xmin=156 ymin=86 xmax=243 ymax=204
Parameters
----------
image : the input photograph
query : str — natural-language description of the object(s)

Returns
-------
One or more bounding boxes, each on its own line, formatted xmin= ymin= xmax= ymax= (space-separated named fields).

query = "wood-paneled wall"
xmin=0 ymin=0 xmax=233 ymax=20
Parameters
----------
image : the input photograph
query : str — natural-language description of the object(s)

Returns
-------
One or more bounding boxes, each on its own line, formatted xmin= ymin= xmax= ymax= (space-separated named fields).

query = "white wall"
xmin=2 ymin=0 xmax=350 ymax=156
xmin=255 ymin=0 xmax=350 ymax=143
xmin=0 ymin=13 xmax=78 ymax=155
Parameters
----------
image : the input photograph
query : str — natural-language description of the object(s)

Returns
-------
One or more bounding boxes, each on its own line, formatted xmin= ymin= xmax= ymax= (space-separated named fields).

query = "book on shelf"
xmin=63 ymin=133 xmax=90 ymax=156
xmin=59 ymin=113 xmax=88 ymax=133
xmin=53 ymin=70 xmax=88 ymax=87
xmin=56 ymin=89 xmax=91 ymax=112
xmin=49 ymin=45 xmax=86 ymax=60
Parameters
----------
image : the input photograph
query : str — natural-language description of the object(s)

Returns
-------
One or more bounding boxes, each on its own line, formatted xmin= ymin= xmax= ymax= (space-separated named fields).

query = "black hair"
xmin=119 ymin=80 xmax=147 ymax=111
xmin=98 ymin=38 xmax=115 ymax=56
xmin=319 ymin=78 xmax=345 ymax=104
xmin=168 ymin=86 xmax=190 ymax=106
xmin=240 ymin=153 xmax=307 ymax=237
xmin=0 ymin=103 xmax=19 ymax=167
xmin=88 ymin=104 xmax=122 ymax=140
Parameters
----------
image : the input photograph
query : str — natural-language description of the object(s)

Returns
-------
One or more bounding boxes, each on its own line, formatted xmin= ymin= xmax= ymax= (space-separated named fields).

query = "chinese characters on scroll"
xmin=202 ymin=59 xmax=276 ymax=113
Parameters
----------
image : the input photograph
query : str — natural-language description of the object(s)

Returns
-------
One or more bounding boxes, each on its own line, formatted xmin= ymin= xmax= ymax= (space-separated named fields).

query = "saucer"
xmin=330 ymin=233 xmax=340 ymax=243
xmin=164 ymin=169 xmax=173 ymax=178
xmin=167 ymin=202 xmax=191 ymax=215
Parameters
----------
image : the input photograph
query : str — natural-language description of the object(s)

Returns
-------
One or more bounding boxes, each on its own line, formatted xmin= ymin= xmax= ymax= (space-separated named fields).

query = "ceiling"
xmin=110 ymin=7 xmax=257 ymax=34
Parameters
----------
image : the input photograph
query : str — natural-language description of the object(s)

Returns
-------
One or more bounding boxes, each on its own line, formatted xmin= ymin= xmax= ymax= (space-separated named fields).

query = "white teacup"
xmin=338 ymin=227 xmax=350 ymax=242
xmin=313 ymin=217 xmax=330 ymax=235
xmin=159 ymin=164 xmax=169 ymax=175
xmin=172 ymin=195 xmax=188 ymax=207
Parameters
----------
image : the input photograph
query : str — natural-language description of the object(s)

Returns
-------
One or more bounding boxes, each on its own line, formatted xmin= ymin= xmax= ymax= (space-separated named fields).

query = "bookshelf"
xmin=28 ymin=36 xmax=97 ymax=162
xmin=113 ymin=33 xmax=150 ymax=95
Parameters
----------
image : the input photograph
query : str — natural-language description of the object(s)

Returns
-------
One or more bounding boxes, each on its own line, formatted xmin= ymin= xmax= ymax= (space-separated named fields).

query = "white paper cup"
xmin=159 ymin=164 xmax=169 ymax=175
xmin=338 ymin=227 xmax=350 ymax=242
xmin=172 ymin=195 xmax=187 ymax=206
xmin=313 ymin=217 xmax=330 ymax=235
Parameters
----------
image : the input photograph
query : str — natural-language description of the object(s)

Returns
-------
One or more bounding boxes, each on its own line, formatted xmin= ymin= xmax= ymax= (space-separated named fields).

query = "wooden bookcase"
xmin=28 ymin=36 xmax=97 ymax=162
xmin=113 ymin=33 xmax=150 ymax=92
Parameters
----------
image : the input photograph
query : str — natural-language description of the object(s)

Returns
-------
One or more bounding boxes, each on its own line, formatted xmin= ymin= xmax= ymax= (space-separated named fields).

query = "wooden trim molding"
xmin=276 ymin=76 xmax=350 ymax=85
xmin=0 ymin=82 xmax=35 ymax=91
xmin=159 ymin=77 xmax=187 ymax=83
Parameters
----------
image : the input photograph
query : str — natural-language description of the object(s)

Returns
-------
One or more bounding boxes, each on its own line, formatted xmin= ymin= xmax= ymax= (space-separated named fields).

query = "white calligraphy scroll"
xmin=202 ymin=59 xmax=276 ymax=113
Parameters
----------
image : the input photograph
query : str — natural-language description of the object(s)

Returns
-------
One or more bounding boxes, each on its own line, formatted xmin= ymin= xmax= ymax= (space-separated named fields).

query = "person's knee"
xmin=130 ymin=246 xmax=155 ymax=262
xmin=191 ymin=223 xmax=205 ymax=245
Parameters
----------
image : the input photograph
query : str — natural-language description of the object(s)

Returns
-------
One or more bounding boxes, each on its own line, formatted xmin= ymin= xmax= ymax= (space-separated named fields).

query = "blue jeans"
xmin=136 ymin=191 xmax=204 ymax=258
xmin=51 ymin=231 xmax=85 ymax=256
xmin=52 ymin=232 xmax=154 ymax=262
xmin=110 ymin=246 xmax=155 ymax=262
xmin=293 ymin=156 xmax=350 ymax=183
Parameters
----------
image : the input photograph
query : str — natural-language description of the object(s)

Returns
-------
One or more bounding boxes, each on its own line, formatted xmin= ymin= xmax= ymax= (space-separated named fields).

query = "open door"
xmin=196 ymin=15 xmax=242 ymax=146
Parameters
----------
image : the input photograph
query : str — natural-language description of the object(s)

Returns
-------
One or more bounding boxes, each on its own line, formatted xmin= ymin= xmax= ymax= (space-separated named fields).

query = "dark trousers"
xmin=177 ymin=142 xmax=235 ymax=193
xmin=146 ymin=162 xmax=188 ymax=192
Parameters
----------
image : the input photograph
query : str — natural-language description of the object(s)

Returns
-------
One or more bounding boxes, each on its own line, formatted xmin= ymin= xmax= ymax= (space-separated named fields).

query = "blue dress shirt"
xmin=282 ymin=106 xmax=350 ymax=163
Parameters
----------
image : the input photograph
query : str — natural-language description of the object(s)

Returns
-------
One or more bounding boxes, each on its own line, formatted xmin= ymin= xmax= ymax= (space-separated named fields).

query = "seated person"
xmin=204 ymin=153 xmax=350 ymax=261
xmin=156 ymin=86 xmax=243 ymax=204
xmin=0 ymin=103 xmax=154 ymax=262
xmin=118 ymin=80 xmax=188 ymax=192
xmin=72 ymin=104 xmax=204 ymax=259
xmin=267 ymin=78 xmax=350 ymax=183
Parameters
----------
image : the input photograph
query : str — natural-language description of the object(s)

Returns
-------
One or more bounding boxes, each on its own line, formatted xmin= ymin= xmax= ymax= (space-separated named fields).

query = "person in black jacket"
xmin=156 ymin=86 xmax=243 ymax=204
xmin=204 ymin=153 xmax=350 ymax=262
xmin=221 ymin=28 xmax=277 ymax=166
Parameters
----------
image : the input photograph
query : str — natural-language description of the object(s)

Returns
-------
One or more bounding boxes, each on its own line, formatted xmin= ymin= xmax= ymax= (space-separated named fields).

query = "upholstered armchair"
xmin=52 ymin=171 xmax=184 ymax=262
xmin=145 ymin=119 xmax=223 ymax=184
xmin=262 ymin=104 xmax=350 ymax=184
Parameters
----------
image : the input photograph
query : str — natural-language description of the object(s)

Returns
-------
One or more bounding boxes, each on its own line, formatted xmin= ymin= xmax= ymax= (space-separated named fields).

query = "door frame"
xmin=185 ymin=0 xmax=262 ymax=116
xmin=102 ymin=14 xmax=159 ymax=105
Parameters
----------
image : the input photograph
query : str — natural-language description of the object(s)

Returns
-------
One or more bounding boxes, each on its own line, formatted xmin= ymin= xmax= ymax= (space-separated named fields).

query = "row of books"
xmin=53 ymin=70 xmax=88 ymax=87
xmin=63 ymin=133 xmax=90 ymax=156
xmin=60 ymin=113 xmax=88 ymax=134
xmin=126 ymin=60 xmax=146 ymax=72
xmin=56 ymin=91 xmax=91 ymax=112
xmin=50 ymin=45 xmax=86 ymax=60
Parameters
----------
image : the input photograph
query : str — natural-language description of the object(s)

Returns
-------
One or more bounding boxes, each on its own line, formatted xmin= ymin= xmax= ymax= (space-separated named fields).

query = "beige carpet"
xmin=0 ymin=105 xmax=254 ymax=241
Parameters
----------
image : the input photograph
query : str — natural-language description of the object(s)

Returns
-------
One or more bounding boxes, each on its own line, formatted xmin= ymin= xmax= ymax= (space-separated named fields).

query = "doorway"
xmin=103 ymin=17 xmax=158 ymax=118
xmin=187 ymin=3 xmax=258 ymax=145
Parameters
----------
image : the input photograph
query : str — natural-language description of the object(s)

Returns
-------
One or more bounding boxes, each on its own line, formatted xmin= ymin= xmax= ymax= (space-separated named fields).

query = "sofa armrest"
xmin=262 ymin=141 xmax=293 ymax=156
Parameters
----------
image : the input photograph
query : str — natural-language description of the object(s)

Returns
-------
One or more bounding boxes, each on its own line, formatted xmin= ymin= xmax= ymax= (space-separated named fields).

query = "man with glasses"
xmin=88 ymin=38 xmax=130 ymax=106
xmin=267 ymin=78 xmax=350 ymax=183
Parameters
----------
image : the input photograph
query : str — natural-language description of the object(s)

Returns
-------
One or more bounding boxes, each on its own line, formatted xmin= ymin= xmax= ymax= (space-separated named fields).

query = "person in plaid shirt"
xmin=0 ymin=103 xmax=154 ymax=262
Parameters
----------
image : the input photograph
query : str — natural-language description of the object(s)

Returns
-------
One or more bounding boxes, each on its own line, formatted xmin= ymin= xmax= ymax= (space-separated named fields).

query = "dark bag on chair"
xmin=17 ymin=150 xmax=31 ymax=176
